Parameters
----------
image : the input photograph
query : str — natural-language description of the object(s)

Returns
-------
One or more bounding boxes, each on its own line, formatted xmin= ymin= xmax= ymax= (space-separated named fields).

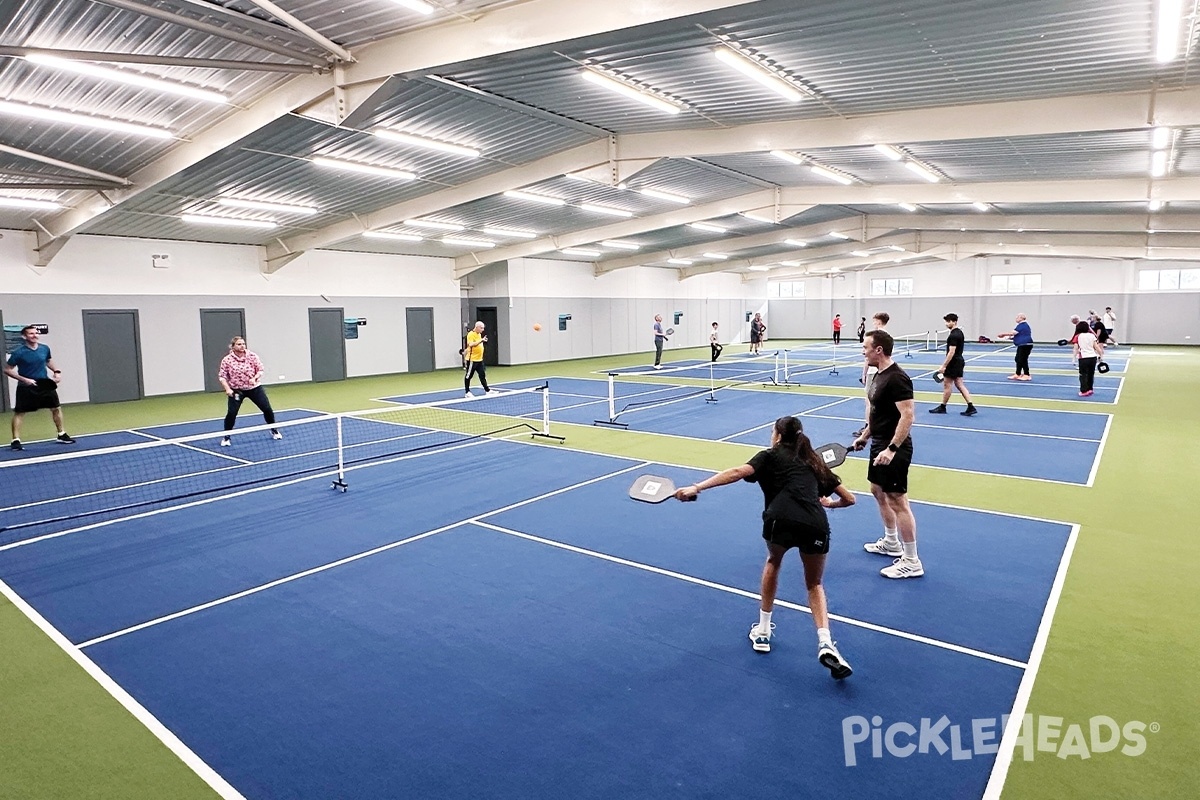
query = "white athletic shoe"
xmin=881 ymin=557 xmax=925 ymax=579
xmin=220 ymin=437 xmax=231 ymax=447
xmin=748 ymin=622 xmax=775 ymax=653
xmin=818 ymin=641 xmax=853 ymax=680
xmin=271 ymin=429 xmax=283 ymax=440
xmin=653 ymin=365 xmax=663 ymax=370
xmin=464 ymin=392 xmax=472 ymax=398
xmin=864 ymin=537 xmax=903 ymax=557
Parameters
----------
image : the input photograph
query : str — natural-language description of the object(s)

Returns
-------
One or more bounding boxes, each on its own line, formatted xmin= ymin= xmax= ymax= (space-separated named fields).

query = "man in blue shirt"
xmin=652 ymin=314 xmax=668 ymax=369
xmin=3 ymin=325 xmax=75 ymax=451
xmin=998 ymin=313 xmax=1035 ymax=381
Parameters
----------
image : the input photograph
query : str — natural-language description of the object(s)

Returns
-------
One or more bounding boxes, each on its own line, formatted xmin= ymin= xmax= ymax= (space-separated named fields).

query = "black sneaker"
xmin=56 ymin=432 xmax=76 ymax=444
xmin=10 ymin=439 xmax=23 ymax=451
xmin=928 ymin=405 xmax=947 ymax=414
xmin=961 ymin=406 xmax=978 ymax=417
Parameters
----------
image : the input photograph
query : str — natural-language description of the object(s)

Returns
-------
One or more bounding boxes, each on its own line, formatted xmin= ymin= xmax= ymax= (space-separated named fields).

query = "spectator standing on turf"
xmin=749 ymin=313 xmax=766 ymax=355
xmin=710 ymin=322 xmax=724 ymax=362
xmin=652 ymin=314 xmax=668 ymax=369
xmin=930 ymin=313 xmax=977 ymax=416
xmin=1073 ymin=320 xmax=1102 ymax=397
xmin=4 ymin=324 xmax=75 ymax=451
xmin=832 ymin=314 xmax=843 ymax=344
xmin=998 ymin=313 xmax=1034 ymax=381
xmin=674 ymin=415 xmax=857 ymax=678
xmin=856 ymin=317 xmax=867 ymax=343
xmin=218 ymin=336 xmax=282 ymax=446
xmin=1103 ymin=306 xmax=1118 ymax=345
xmin=852 ymin=330 xmax=923 ymax=579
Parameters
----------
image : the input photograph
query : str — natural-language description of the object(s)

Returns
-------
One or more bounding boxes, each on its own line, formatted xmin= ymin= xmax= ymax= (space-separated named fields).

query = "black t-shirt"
xmin=946 ymin=328 xmax=965 ymax=362
xmin=745 ymin=447 xmax=841 ymax=532
xmin=867 ymin=363 xmax=914 ymax=445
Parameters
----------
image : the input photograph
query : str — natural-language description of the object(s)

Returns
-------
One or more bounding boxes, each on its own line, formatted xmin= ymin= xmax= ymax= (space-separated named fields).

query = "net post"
xmin=829 ymin=342 xmax=840 ymax=376
xmin=706 ymin=361 xmax=718 ymax=403
xmin=531 ymin=383 xmax=565 ymax=442
xmin=608 ymin=373 xmax=616 ymax=422
xmin=331 ymin=415 xmax=348 ymax=491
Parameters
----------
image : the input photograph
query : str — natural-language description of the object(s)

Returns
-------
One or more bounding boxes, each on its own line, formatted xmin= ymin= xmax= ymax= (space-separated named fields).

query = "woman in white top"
xmin=710 ymin=322 xmax=723 ymax=362
xmin=1072 ymin=321 xmax=1103 ymax=397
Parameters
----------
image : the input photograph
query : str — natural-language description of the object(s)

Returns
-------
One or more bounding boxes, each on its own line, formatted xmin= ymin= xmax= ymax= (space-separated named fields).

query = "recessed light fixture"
xmin=1152 ymin=126 xmax=1172 ymax=150
xmin=688 ymin=221 xmax=727 ymax=233
xmin=637 ymin=187 xmax=690 ymax=204
xmin=404 ymin=218 xmax=465 ymax=231
xmin=810 ymin=165 xmax=854 ymax=185
xmin=780 ymin=260 xmax=802 ymax=267
xmin=1150 ymin=150 xmax=1168 ymax=177
xmin=217 ymin=197 xmax=317 ymax=215
xmin=827 ymin=231 xmax=851 ymax=240
xmin=702 ymin=253 xmax=729 ymax=260
xmin=391 ymin=0 xmax=435 ymax=12
xmin=713 ymin=47 xmax=805 ymax=102
xmin=740 ymin=211 xmax=776 ymax=224
xmin=601 ymin=240 xmax=641 ymax=250
xmin=580 ymin=69 xmax=683 ymax=115
xmin=0 ymin=196 xmax=62 ymax=210
xmin=503 ymin=190 xmax=566 ymax=206
xmin=372 ymin=128 xmax=480 ymax=158
xmin=181 ymin=214 xmax=277 ymax=229
xmin=667 ymin=257 xmax=694 ymax=265
xmin=746 ymin=265 xmax=771 ymax=272
xmin=311 ymin=156 xmax=415 ymax=181
xmin=1155 ymin=0 xmax=1184 ymax=62
xmin=785 ymin=239 xmax=808 ymax=247
xmin=0 ymin=99 xmax=173 ymax=139
xmin=561 ymin=248 xmax=601 ymax=257
xmin=904 ymin=161 xmax=941 ymax=183
xmin=769 ymin=150 xmax=804 ymax=165
xmin=442 ymin=237 xmax=496 ymax=248
xmin=364 ymin=231 xmax=423 ymax=242
xmin=579 ymin=203 xmax=634 ymax=218
xmin=873 ymin=144 xmax=905 ymax=161
xmin=24 ymin=54 xmax=228 ymax=103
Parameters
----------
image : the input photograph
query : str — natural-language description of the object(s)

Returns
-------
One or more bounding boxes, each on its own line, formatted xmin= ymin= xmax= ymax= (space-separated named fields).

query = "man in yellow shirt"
xmin=464 ymin=321 xmax=493 ymax=397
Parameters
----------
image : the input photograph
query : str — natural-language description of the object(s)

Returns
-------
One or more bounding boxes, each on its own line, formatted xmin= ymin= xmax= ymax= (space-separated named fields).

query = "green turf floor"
xmin=1 ymin=343 xmax=1195 ymax=798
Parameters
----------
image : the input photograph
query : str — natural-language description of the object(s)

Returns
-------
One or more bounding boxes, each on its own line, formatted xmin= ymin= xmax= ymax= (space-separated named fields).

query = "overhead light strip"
xmin=24 ymin=54 xmax=228 ymax=103
xmin=405 ymin=218 xmax=464 ymax=231
xmin=442 ymin=237 xmax=495 ymax=248
xmin=637 ymin=187 xmax=690 ymax=204
xmin=0 ymin=196 xmax=62 ymax=210
xmin=561 ymin=248 xmax=601 ymax=257
xmin=688 ymin=221 xmax=726 ymax=233
xmin=390 ymin=0 xmax=436 ymax=14
xmin=364 ymin=231 xmax=423 ymax=242
xmin=503 ymin=190 xmax=566 ymax=206
xmin=181 ymin=214 xmax=277 ymax=229
xmin=580 ymin=69 xmax=683 ymax=115
xmin=372 ymin=128 xmax=480 ymax=159
xmin=1155 ymin=0 xmax=1184 ymax=62
xmin=217 ymin=197 xmax=317 ymax=215
xmin=481 ymin=227 xmax=537 ymax=239
xmin=712 ymin=46 xmax=805 ymax=102
xmin=579 ymin=203 xmax=633 ymax=218
xmin=0 ymin=99 xmax=173 ymax=139
xmin=311 ymin=156 xmax=415 ymax=181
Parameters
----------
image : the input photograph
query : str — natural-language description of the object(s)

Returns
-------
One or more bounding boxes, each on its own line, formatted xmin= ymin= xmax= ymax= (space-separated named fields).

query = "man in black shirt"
xmin=930 ymin=313 xmax=977 ymax=416
xmin=852 ymin=330 xmax=924 ymax=578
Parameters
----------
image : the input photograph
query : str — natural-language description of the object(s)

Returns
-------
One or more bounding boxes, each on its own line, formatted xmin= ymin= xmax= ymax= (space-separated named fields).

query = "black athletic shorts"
xmin=943 ymin=358 xmax=965 ymax=380
xmin=14 ymin=381 xmax=60 ymax=413
xmin=867 ymin=439 xmax=913 ymax=495
xmin=761 ymin=518 xmax=830 ymax=555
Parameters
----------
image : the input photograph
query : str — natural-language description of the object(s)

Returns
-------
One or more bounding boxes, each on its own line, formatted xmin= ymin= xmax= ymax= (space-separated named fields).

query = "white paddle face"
xmin=629 ymin=475 xmax=677 ymax=503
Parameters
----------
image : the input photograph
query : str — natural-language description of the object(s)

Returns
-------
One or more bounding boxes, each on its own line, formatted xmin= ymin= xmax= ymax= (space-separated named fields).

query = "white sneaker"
xmin=271 ymin=429 xmax=283 ymax=440
xmin=818 ymin=641 xmax=853 ymax=680
xmin=881 ymin=557 xmax=925 ymax=579
xmin=220 ymin=437 xmax=231 ymax=447
xmin=653 ymin=365 xmax=662 ymax=370
xmin=864 ymin=537 xmax=903 ymax=557
xmin=748 ymin=622 xmax=775 ymax=653
xmin=485 ymin=389 xmax=496 ymax=395
xmin=464 ymin=392 xmax=472 ymax=398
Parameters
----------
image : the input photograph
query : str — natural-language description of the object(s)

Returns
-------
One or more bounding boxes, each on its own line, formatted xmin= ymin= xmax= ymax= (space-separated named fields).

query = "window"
xmin=991 ymin=273 xmax=1041 ymax=293
xmin=1139 ymin=268 xmax=1200 ymax=290
xmin=871 ymin=278 xmax=912 ymax=296
xmin=769 ymin=280 xmax=805 ymax=297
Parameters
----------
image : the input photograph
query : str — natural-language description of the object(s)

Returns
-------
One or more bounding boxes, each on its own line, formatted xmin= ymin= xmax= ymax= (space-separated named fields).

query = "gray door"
xmin=405 ymin=307 xmax=436 ymax=373
xmin=309 ymin=307 xmax=346 ymax=382
xmin=82 ymin=310 xmax=143 ymax=403
xmin=200 ymin=308 xmax=246 ymax=393
xmin=476 ymin=306 xmax=499 ymax=367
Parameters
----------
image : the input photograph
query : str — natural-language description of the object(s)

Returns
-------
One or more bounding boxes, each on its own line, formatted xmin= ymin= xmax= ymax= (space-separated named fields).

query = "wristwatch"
xmin=887 ymin=443 xmax=899 ymax=453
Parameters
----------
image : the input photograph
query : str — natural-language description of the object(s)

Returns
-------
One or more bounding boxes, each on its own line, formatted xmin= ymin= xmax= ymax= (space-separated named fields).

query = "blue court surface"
xmin=384 ymin=379 xmax=1110 ymax=485
xmin=0 ymin=435 xmax=1075 ymax=800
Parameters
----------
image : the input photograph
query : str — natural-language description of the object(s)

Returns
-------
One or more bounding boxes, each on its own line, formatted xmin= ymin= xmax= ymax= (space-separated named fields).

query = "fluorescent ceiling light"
xmin=24 ymin=54 xmax=228 ymax=103
xmin=391 ymin=0 xmax=435 ymax=14
xmin=311 ymin=156 xmax=415 ymax=181
xmin=601 ymin=240 xmax=640 ymax=250
xmin=580 ymin=69 xmax=682 ymax=115
xmin=1150 ymin=150 xmax=1168 ymax=177
xmin=688 ymin=221 xmax=726 ymax=233
xmin=850 ymin=250 xmax=870 ymax=257
xmin=442 ymin=237 xmax=495 ymax=248
xmin=667 ymin=258 xmax=694 ymax=265
xmin=0 ymin=196 xmax=62 ymax=210
xmin=810 ymin=165 xmax=854 ymax=185
xmin=746 ymin=265 xmax=771 ymax=272
xmin=780 ymin=260 xmax=802 ymax=267
xmin=1149 ymin=199 xmax=1165 ymax=211
xmin=898 ymin=202 xmax=919 ymax=212
xmin=770 ymin=149 xmax=804 ymax=165
xmin=565 ymin=172 xmax=600 ymax=183
xmin=702 ymin=253 xmax=729 ymax=260
xmin=405 ymin=218 xmax=464 ymax=231
xmin=0 ymin=99 xmax=172 ymax=139
xmin=740 ymin=211 xmax=776 ymax=224
xmin=637 ymin=187 xmax=690 ymax=204
xmin=561 ymin=248 xmax=601 ymax=257
xmin=579 ymin=203 xmax=634 ymax=218
xmin=828 ymin=231 xmax=851 ymax=240
xmin=372 ymin=128 xmax=480 ymax=159
xmin=886 ymin=245 xmax=907 ymax=252
xmin=904 ymin=161 xmax=941 ymax=182
xmin=504 ymin=190 xmax=566 ymax=206
xmin=481 ymin=227 xmax=537 ymax=239
xmin=973 ymin=202 xmax=990 ymax=211
xmin=364 ymin=231 xmax=423 ymax=242
xmin=785 ymin=239 xmax=808 ymax=247
xmin=713 ymin=47 xmax=804 ymax=102
xmin=1155 ymin=0 xmax=1184 ymax=62
xmin=217 ymin=197 xmax=317 ymax=215
xmin=873 ymin=144 xmax=905 ymax=161
xmin=181 ymin=214 xmax=276 ymax=229
xmin=1152 ymin=126 xmax=1172 ymax=150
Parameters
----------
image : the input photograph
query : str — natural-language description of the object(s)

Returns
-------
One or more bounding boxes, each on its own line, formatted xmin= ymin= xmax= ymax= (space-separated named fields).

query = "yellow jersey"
xmin=465 ymin=331 xmax=485 ymax=362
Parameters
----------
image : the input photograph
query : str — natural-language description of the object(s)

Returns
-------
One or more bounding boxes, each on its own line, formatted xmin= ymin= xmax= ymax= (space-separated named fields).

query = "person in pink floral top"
xmin=217 ymin=336 xmax=281 ymax=446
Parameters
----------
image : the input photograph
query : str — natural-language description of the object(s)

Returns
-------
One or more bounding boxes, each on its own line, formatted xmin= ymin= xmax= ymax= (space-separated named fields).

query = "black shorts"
xmin=944 ymin=358 xmax=965 ymax=380
xmin=761 ymin=518 xmax=830 ymax=555
xmin=867 ymin=439 xmax=913 ymax=494
xmin=14 ymin=381 xmax=60 ymax=413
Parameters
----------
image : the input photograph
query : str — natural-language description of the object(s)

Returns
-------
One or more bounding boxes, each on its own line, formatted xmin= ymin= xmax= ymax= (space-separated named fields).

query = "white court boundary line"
xmin=475 ymin=520 xmax=1026 ymax=670
xmin=0 ymin=576 xmax=247 ymax=800
xmin=982 ymin=523 xmax=1081 ymax=799
xmin=1085 ymin=413 xmax=1114 ymax=488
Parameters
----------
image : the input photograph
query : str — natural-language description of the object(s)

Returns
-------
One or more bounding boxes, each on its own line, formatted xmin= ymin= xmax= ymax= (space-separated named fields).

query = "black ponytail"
xmin=772 ymin=415 xmax=837 ymax=486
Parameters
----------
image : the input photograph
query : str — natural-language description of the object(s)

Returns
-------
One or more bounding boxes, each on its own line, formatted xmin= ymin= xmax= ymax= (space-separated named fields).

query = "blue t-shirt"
xmin=653 ymin=322 xmax=665 ymax=342
xmin=1013 ymin=321 xmax=1033 ymax=346
xmin=6 ymin=343 xmax=52 ymax=380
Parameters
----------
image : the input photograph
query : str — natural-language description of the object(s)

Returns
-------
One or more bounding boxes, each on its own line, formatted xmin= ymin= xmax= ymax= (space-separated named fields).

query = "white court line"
xmin=134 ymin=430 xmax=254 ymax=465
xmin=475 ymin=520 xmax=1026 ymax=670
xmin=718 ymin=396 xmax=857 ymax=442
xmin=797 ymin=411 xmax=1104 ymax=444
xmin=1085 ymin=413 xmax=1114 ymax=487
xmin=982 ymin=524 xmax=1080 ymax=799
xmin=75 ymin=461 xmax=648 ymax=648
xmin=0 ymin=576 xmax=247 ymax=800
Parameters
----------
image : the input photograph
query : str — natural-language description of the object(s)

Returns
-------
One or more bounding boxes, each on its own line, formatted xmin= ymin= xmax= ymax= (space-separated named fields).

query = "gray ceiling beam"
xmin=0 ymin=46 xmax=329 ymax=73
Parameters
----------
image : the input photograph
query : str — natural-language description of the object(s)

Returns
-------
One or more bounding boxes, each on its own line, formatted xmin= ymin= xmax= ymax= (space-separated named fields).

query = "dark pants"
xmin=833 ymin=330 xmax=841 ymax=344
xmin=1015 ymin=344 xmax=1033 ymax=376
xmin=225 ymin=386 xmax=275 ymax=431
xmin=654 ymin=339 xmax=664 ymax=366
xmin=465 ymin=360 xmax=489 ymax=392
xmin=1078 ymin=358 xmax=1097 ymax=393
xmin=711 ymin=343 xmax=723 ymax=362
